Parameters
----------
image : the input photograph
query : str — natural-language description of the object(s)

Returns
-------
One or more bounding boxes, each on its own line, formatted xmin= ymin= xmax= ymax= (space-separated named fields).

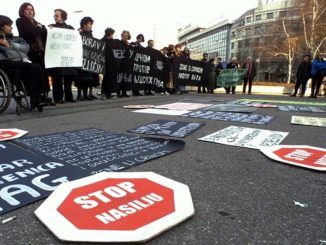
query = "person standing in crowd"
xmin=198 ymin=53 xmax=208 ymax=93
xmin=131 ymin=34 xmax=145 ymax=96
xmin=16 ymin=2 xmax=55 ymax=105
xmin=117 ymin=30 xmax=131 ymax=98
xmin=76 ymin=16 xmax=99 ymax=101
xmin=179 ymin=47 xmax=190 ymax=94
xmin=101 ymin=27 xmax=116 ymax=100
xmin=290 ymin=54 xmax=312 ymax=97
xmin=226 ymin=57 xmax=239 ymax=94
xmin=0 ymin=15 xmax=43 ymax=109
xmin=242 ymin=56 xmax=256 ymax=94
xmin=310 ymin=53 xmax=326 ymax=98
xmin=48 ymin=9 xmax=77 ymax=103
xmin=144 ymin=39 xmax=155 ymax=95
xmin=207 ymin=58 xmax=217 ymax=93
xmin=161 ymin=47 xmax=170 ymax=96
xmin=171 ymin=44 xmax=183 ymax=94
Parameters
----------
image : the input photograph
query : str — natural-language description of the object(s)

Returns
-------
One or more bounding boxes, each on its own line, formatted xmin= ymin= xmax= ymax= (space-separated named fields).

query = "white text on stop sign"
xmin=73 ymin=182 xmax=136 ymax=209
xmin=285 ymin=150 xmax=313 ymax=161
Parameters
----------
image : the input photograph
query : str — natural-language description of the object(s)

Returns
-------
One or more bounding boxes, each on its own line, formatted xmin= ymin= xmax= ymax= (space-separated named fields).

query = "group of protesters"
xmin=0 ymin=2 xmax=325 ymax=111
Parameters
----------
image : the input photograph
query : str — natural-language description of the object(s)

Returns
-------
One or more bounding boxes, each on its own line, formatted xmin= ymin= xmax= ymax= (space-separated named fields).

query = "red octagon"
xmin=0 ymin=131 xmax=18 ymax=140
xmin=274 ymin=147 xmax=326 ymax=168
xmin=57 ymin=178 xmax=175 ymax=230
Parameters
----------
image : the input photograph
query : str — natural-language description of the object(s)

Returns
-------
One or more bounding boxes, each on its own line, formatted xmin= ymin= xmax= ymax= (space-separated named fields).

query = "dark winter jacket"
xmin=296 ymin=61 xmax=312 ymax=82
xmin=0 ymin=33 xmax=30 ymax=62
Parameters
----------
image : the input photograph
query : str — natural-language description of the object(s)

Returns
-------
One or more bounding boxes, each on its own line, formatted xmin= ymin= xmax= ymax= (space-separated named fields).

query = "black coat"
xmin=242 ymin=61 xmax=257 ymax=80
xmin=296 ymin=61 xmax=312 ymax=82
xmin=16 ymin=17 xmax=47 ymax=67
xmin=46 ymin=22 xmax=77 ymax=77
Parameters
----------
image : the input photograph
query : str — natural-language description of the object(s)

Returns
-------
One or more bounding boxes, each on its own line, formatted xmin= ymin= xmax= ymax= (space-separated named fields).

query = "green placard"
xmin=216 ymin=69 xmax=246 ymax=87
xmin=239 ymin=99 xmax=326 ymax=107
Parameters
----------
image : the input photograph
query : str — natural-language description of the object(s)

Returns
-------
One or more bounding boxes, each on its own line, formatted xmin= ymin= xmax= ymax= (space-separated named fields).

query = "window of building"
xmin=267 ymin=12 xmax=274 ymax=19
xmin=246 ymin=17 xmax=252 ymax=23
xmin=279 ymin=10 xmax=287 ymax=18
xmin=231 ymin=43 xmax=234 ymax=49
xmin=256 ymin=14 xmax=262 ymax=21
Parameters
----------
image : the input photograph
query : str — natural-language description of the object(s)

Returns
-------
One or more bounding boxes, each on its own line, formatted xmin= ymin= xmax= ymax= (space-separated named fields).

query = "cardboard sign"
xmin=15 ymin=129 xmax=185 ymax=175
xmin=35 ymin=172 xmax=194 ymax=242
xmin=228 ymin=100 xmax=277 ymax=108
xmin=278 ymin=106 xmax=324 ymax=113
xmin=0 ymin=128 xmax=28 ymax=141
xmin=260 ymin=145 xmax=326 ymax=171
xmin=45 ymin=28 xmax=83 ymax=68
xmin=0 ymin=142 xmax=87 ymax=215
xmin=154 ymin=102 xmax=212 ymax=111
xmin=81 ymin=35 xmax=106 ymax=74
xmin=199 ymin=126 xmax=288 ymax=149
xmin=291 ymin=116 xmax=326 ymax=127
xmin=129 ymin=120 xmax=205 ymax=138
xmin=133 ymin=109 xmax=190 ymax=116
xmin=184 ymin=111 xmax=274 ymax=125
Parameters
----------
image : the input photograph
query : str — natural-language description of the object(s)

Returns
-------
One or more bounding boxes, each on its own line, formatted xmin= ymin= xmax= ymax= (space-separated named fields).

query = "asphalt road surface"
xmin=0 ymin=92 xmax=325 ymax=245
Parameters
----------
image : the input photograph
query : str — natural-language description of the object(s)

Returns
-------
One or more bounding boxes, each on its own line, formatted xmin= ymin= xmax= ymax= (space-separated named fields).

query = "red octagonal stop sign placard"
xmin=0 ymin=128 xmax=28 ymax=141
xmin=35 ymin=172 xmax=194 ymax=242
xmin=260 ymin=145 xmax=326 ymax=171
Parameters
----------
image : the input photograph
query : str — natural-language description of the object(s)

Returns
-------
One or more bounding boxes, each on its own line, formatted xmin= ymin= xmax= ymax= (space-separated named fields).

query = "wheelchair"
xmin=0 ymin=68 xmax=43 ymax=115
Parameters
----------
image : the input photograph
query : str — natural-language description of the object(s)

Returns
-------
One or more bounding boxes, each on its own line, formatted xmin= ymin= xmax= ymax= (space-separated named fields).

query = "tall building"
xmin=231 ymin=0 xmax=298 ymax=81
xmin=177 ymin=20 xmax=233 ymax=61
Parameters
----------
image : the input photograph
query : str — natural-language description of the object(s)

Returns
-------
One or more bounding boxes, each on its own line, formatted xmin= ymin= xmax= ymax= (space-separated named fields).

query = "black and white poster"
xmin=201 ymin=104 xmax=257 ymax=113
xmin=16 ymin=128 xmax=185 ymax=174
xmin=183 ymin=111 xmax=274 ymax=125
xmin=172 ymin=57 xmax=209 ymax=86
xmin=199 ymin=126 xmax=289 ymax=149
xmin=128 ymin=120 xmax=205 ymax=138
xmin=0 ymin=142 xmax=87 ymax=215
xmin=81 ymin=35 xmax=106 ymax=74
xmin=120 ymin=47 xmax=165 ymax=89
xmin=277 ymin=105 xmax=325 ymax=113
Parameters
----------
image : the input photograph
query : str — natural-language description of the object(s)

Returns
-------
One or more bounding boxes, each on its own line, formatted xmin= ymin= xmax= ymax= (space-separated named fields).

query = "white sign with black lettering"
xmin=199 ymin=126 xmax=289 ymax=149
xmin=45 ymin=28 xmax=83 ymax=68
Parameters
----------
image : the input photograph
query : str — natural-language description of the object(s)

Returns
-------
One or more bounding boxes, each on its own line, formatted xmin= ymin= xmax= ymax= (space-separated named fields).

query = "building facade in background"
xmin=231 ymin=0 xmax=297 ymax=81
xmin=177 ymin=20 xmax=232 ymax=62
xmin=178 ymin=0 xmax=301 ymax=82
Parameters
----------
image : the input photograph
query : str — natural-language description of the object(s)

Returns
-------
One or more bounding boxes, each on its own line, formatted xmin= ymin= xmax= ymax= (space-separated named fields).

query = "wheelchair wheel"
xmin=13 ymin=81 xmax=30 ymax=111
xmin=0 ymin=69 xmax=12 ymax=113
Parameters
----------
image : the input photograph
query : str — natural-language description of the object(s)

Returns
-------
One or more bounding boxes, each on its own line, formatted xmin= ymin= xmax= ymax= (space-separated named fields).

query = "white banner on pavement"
xmin=199 ymin=126 xmax=289 ymax=149
xmin=45 ymin=28 xmax=83 ymax=68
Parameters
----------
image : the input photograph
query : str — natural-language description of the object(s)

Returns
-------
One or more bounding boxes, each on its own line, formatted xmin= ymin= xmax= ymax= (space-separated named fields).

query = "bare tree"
xmin=295 ymin=0 xmax=326 ymax=57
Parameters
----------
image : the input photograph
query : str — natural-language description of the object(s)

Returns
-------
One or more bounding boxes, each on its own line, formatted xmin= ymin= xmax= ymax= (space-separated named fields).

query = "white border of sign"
xmin=0 ymin=128 xmax=28 ymax=141
xmin=35 ymin=172 xmax=195 ymax=242
xmin=260 ymin=145 xmax=326 ymax=171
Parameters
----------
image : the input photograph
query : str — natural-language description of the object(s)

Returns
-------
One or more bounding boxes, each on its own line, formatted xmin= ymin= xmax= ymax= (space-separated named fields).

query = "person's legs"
xmin=248 ymin=79 xmax=253 ymax=94
xmin=243 ymin=79 xmax=248 ymax=93
xmin=64 ymin=76 xmax=74 ymax=102
xmin=52 ymin=76 xmax=64 ymax=102
xmin=310 ymin=77 xmax=317 ymax=97
xmin=231 ymin=86 xmax=236 ymax=94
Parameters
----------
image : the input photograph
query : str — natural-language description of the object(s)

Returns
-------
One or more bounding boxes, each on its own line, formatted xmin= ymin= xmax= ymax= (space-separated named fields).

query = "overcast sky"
xmin=4 ymin=0 xmax=259 ymax=48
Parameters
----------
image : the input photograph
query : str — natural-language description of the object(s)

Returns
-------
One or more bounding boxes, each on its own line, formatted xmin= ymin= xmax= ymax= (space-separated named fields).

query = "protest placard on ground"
xmin=291 ymin=116 xmax=326 ymax=127
xmin=129 ymin=120 xmax=205 ymax=138
xmin=199 ymin=126 xmax=288 ymax=149
xmin=16 ymin=128 xmax=185 ymax=175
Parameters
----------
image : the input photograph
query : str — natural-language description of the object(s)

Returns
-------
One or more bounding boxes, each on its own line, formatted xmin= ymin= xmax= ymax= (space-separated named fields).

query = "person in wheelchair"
xmin=0 ymin=15 xmax=44 ymax=109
